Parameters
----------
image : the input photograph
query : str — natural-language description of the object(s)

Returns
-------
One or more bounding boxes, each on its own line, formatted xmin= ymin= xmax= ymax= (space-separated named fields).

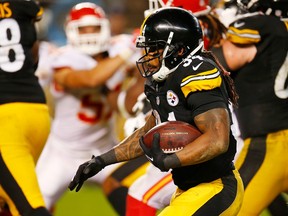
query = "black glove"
xmin=140 ymin=132 xmax=179 ymax=172
xmin=68 ymin=155 xmax=105 ymax=192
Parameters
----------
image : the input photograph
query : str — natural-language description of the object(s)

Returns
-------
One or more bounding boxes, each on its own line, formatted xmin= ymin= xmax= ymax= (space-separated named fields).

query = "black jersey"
xmin=227 ymin=13 xmax=288 ymax=139
xmin=144 ymin=54 xmax=236 ymax=190
xmin=0 ymin=0 xmax=45 ymax=104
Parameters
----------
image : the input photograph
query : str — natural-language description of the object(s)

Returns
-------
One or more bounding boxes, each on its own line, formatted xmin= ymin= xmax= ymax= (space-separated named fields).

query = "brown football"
xmin=143 ymin=121 xmax=202 ymax=153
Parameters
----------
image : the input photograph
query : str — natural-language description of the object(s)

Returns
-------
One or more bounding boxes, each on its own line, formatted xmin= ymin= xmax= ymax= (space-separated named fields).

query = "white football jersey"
xmin=46 ymin=41 xmax=127 ymax=150
xmin=49 ymin=46 xmax=111 ymax=150
xmin=36 ymin=35 xmax=135 ymax=209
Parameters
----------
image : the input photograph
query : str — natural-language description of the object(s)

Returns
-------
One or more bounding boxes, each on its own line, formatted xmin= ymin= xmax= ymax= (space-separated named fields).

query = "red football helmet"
xmin=65 ymin=2 xmax=110 ymax=55
xmin=144 ymin=0 xmax=211 ymax=17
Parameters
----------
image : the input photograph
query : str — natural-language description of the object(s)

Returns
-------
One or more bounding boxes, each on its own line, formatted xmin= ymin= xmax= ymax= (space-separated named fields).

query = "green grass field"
xmin=54 ymin=184 xmax=117 ymax=216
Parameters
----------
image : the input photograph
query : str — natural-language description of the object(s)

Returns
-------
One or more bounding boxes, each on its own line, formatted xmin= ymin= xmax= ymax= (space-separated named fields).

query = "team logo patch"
xmin=167 ymin=90 xmax=179 ymax=106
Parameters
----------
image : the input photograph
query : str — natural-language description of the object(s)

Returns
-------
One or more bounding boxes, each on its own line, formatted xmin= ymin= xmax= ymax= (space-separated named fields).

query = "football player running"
xmin=35 ymin=2 xmax=144 ymax=215
xmin=211 ymin=0 xmax=288 ymax=215
xmin=0 ymin=1 xmax=51 ymax=216
xmin=69 ymin=7 xmax=244 ymax=216
xmin=124 ymin=1 xmax=242 ymax=215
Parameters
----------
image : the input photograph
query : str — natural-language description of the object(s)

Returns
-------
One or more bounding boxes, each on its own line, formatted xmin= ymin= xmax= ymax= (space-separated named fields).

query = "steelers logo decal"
xmin=167 ymin=90 xmax=179 ymax=106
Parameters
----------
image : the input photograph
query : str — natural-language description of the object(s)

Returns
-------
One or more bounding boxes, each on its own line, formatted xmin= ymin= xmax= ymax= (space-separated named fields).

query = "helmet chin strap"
xmin=152 ymin=31 xmax=174 ymax=82
xmin=152 ymin=64 xmax=171 ymax=82
xmin=152 ymin=40 xmax=204 ymax=82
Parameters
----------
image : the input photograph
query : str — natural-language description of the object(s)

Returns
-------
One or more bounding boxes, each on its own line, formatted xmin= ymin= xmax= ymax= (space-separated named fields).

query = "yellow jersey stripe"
xmin=284 ymin=21 xmax=288 ymax=30
xmin=181 ymin=68 xmax=222 ymax=97
xmin=227 ymin=27 xmax=260 ymax=44
xmin=182 ymin=68 xmax=219 ymax=84
xmin=35 ymin=6 xmax=44 ymax=21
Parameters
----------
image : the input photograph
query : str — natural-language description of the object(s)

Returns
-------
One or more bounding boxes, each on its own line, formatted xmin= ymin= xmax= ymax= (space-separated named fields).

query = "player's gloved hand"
xmin=140 ymin=133 xmax=180 ymax=172
xmin=68 ymin=155 xmax=106 ymax=192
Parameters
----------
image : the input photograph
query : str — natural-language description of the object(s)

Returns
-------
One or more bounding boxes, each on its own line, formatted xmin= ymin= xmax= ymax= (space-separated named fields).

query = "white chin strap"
xmin=152 ymin=40 xmax=204 ymax=82
xmin=152 ymin=65 xmax=171 ymax=82
xmin=152 ymin=32 xmax=174 ymax=82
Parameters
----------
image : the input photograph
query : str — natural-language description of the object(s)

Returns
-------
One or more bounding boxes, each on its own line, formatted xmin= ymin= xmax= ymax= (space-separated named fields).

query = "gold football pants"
xmin=159 ymin=169 xmax=244 ymax=216
xmin=0 ymin=103 xmax=51 ymax=216
xmin=235 ymin=129 xmax=288 ymax=216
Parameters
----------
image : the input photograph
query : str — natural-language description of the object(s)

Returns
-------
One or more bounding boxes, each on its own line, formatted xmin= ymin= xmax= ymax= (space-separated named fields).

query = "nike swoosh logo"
xmin=234 ymin=21 xmax=245 ymax=28
xmin=192 ymin=62 xmax=203 ymax=71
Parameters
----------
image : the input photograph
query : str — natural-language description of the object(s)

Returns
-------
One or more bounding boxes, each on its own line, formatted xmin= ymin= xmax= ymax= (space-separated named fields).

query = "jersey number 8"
xmin=0 ymin=18 xmax=25 ymax=73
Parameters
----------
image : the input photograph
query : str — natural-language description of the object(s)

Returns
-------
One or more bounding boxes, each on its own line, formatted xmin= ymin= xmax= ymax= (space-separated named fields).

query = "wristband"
xmin=94 ymin=156 xmax=106 ymax=169
xmin=100 ymin=149 xmax=118 ymax=165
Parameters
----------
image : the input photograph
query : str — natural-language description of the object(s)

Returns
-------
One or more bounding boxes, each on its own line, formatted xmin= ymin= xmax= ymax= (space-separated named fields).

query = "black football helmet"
xmin=237 ymin=0 xmax=288 ymax=18
xmin=237 ymin=0 xmax=267 ymax=12
xmin=136 ymin=7 xmax=204 ymax=82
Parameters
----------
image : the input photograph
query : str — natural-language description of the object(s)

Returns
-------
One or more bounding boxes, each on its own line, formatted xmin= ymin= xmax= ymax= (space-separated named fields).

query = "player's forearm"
xmin=99 ymin=127 xmax=146 ymax=164
xmin=55 ymin=50 xmax=133 ymax=89
xmin=61 ymin=56 xmax=125 ymax=88
xmin=176 ymin=108 xmax=230 ymax=166
xmin=102 ymin=114 xmax=155 ymax=163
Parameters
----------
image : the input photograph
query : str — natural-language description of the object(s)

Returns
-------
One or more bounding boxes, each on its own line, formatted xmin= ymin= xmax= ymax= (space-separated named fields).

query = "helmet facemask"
xmin=65 ymin=3 xmax=111 ymax=56
xmin=136 ymin=7 xmax=204 ymax=82
xmin=237 ymin=0 xmax=288 ymax=19
xmin=144 ymin=0 xmax=173 ymax=18
xmin=144 ymin=0 xmax=211 ymax=18
xmin=66 ymin=18 xmax=110 ymax=56
xmin=136 ymin=32 xmax=185 ymax=81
